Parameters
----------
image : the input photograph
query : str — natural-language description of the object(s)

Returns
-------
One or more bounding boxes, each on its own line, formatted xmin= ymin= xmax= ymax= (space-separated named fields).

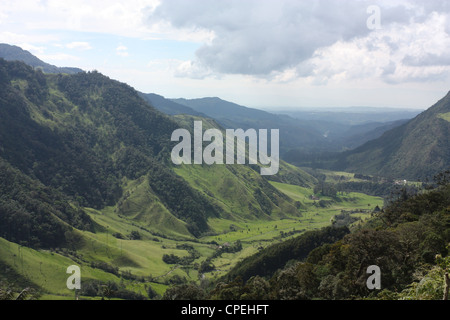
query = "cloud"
xmin=39 ymin=53 xmax=80 ymax=62
xmin=0 ymin=0 xmax=161 ymax=39
xmin=116 ymin=45 xmax=129 ymax=57
xmin=146 ymin=0 xmax=450 ymax=84
xmin=148 ymin=0 xmax=370 ymax=76
xmin=174 ymin=60 xmax=215 ymax=79
xmin=0 ymin=11 xmax=7 ymax=24
xmin=66 ymin=41 xmax=92 ymax=50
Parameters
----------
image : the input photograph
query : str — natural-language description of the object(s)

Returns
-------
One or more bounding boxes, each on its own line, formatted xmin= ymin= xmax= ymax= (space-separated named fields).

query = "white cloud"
xmin=39 ymin=53 xmax=80 ymax=61
xmin=66 ymin=41 xmax=92 ymax=50
xmin=116 ymin=45 xmax=129 ymax=57
xmin=0 ymin=31 xmax=57 ymax=48
xmin=174 ymin=60 xmax=214 ymax=79
xmin=293 ymin=10 xmax=450 ymax=86
xmin=0 ymin=0 xmax=161 ymax=39
xmin=0 ymin=11 xmax=7 ymax=24
xmin=146 ymin=0 xmax=450 ymax=86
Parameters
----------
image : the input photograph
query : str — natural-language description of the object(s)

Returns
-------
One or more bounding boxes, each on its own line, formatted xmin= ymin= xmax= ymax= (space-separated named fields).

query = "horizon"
xmin=1 ymin=1 xmax=449 ymax=110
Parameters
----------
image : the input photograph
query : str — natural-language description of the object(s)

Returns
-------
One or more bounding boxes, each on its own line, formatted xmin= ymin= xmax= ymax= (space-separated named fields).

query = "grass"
xmin=0 ymin=168 xmax=385 ymax=299
xmin=437 ymin=112 xmax=450 ymax=122
xmin=0 ymin=237 xmax=121 ymax=298
xmin=198 ymin=180 xmax=383 ymax=279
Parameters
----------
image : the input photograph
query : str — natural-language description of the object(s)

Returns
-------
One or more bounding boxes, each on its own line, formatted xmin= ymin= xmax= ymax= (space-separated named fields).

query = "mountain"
xmin=139 ymin=92 xmax=203 ymax=116
xmin=334 ymin=119 xmax=410 ymax=150
xmin=170 ymin=97 xmax=415 ymax=155
xmin=0 ymin=43 xmax=83 ymax=74
xmin=333 ymin=91 xmax=450 ymax=180
xmin=171 ymin=97 xmax=333 ymax=154
xmin=0 ymin=57 xmax=315 ymax=247
xmin=0 ymin=56 xmax=335 ymax=301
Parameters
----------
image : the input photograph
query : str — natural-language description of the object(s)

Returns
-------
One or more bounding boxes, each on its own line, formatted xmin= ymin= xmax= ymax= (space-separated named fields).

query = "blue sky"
xmin=1 ymin=0 xmax=450 ymax=110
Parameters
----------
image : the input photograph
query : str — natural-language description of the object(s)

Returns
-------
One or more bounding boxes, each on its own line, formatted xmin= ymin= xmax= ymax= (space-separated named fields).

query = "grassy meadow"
xmin=0 ymin=169 xmax=384 ymax=300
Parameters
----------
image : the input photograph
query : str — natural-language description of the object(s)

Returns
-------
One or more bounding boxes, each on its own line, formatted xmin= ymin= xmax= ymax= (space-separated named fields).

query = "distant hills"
xmin=1 ymin=42 xmax=446 ymax=183
xmin=0 ymin=43 xmax=83 ymax=74
xmin=0 ymin=43 xmax=421 ymax=157
xmin=143 ymin=94 xmax=418 ymax=155
xmin=139 ymin=93 xmax=203 ymax=117
xmin=333 ymin=91 xmax=450 ymax=180
xmin=171 ymin=97 xmax=331 ymax=153
xmin=272 ymin=106 xmax=423 ymax=126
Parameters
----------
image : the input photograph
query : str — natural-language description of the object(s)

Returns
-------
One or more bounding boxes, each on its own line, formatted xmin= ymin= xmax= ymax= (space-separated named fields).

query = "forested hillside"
xmin=0 ymin=58 xmax=314 ymax=245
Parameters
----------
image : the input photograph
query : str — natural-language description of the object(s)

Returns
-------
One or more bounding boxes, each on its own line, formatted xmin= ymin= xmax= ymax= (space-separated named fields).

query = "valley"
xmin=0 ymin=45 xmax=448 ymax=302
xmin=0 ymin=168 xmax=383 ymax=300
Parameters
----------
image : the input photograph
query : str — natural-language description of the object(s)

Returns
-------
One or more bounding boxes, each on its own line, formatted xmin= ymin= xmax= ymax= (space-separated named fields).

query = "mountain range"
xmin=0 ymin=43 xmax=449 ymax=301
xmin=1 ymin=42 xmax=448 ymax=238
xmin=0 ymin=43 xmax=422 ymax=158
xmin=0 ymin=56 xmax=316 ymax=246
xmin=141 ymin=93 xmax=419 ymax=156
xmin=332 ymin=91 xmax=450 ymax=180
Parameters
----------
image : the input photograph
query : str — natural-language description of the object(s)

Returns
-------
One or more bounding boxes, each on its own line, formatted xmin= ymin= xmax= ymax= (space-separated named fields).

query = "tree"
xmin=162 ymin=283 xmax=205 ymax=300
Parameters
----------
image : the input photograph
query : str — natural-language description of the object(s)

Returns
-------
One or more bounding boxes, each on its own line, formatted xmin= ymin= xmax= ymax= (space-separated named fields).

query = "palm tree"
xmin=0 ymin=287 xmax=34 ymax=300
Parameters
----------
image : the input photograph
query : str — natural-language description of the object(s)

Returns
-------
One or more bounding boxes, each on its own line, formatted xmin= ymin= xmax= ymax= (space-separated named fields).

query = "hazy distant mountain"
xmin=0 ymin=43 xmax=83 ymax=74
xmin=334 ymin=91 xmax=450 ymax=180
xmin=335 ymin=119 xmax=410 ymax=150
xmin=172 ymin=97 xmax=277 ymax=121
xmin=272 ymin=107 xmax=423 ymax=126
xmin=171 ymin=97 xmax=415 ymax=155
xmin=172 ymin=97 xmax=334 ymax=153
xmin=139 ymin=92 xmax=203 ymax=116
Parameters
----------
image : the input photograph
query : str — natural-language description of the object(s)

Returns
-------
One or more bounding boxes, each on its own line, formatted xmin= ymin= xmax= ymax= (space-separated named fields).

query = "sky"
xmin=1 ymin=0 xmax=450 ymax=110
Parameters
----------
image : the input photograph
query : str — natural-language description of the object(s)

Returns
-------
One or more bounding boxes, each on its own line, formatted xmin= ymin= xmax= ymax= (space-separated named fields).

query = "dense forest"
xmin=0 ymin=157 xmax=92 ymax=249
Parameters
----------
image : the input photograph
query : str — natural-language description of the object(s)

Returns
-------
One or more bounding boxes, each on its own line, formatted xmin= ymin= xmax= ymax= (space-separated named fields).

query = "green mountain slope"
xmin=169 ymin=114 xmax=317 ymax=221
xmin=0 ymin=58 xmax=317 ymax=242
xmin=0 ymin=58 xmax=215 ymax=240
xmin=334 ymin=91 xmax=450 ymax=180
